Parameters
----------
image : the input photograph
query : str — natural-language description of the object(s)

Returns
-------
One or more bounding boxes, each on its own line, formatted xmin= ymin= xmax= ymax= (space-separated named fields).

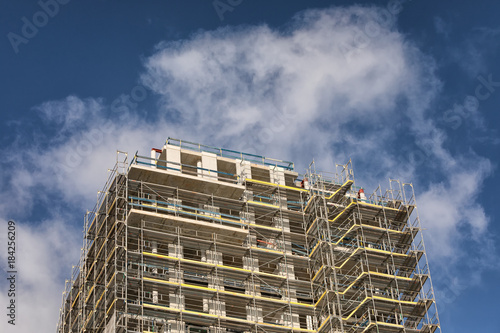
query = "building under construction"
xmin=57 ymin=138 xmax=441 ymax=333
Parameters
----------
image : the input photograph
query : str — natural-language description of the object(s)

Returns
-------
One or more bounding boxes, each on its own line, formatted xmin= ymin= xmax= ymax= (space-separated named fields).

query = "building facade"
xmin=57 ymin=138 xmax=441 ymax=333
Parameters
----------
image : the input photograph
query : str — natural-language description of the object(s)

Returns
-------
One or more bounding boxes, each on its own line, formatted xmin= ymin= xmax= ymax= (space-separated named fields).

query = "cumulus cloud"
xmin=0 ymin=218 xmax=80 ymax=332
xmin=0 ymin=5 xmax=497 ymax=331
xmin=434 ymin=16 xmax=452 ymax=38
xmin=142 ymin=7 xmax=416 ymax=164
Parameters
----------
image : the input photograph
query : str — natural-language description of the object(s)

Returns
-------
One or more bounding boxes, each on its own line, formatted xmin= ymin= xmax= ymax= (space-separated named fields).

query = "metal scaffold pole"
xmin=56 ymin=140 xmax=441 ymax=333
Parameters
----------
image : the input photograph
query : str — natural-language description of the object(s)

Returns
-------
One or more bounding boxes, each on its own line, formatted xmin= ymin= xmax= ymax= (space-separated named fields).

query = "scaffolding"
xmin=57 ymin=138 xmax=441 ymax=333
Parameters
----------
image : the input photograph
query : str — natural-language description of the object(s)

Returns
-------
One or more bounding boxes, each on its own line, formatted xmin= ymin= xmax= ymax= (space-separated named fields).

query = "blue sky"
xmin=1 ymin=0 xmax=499 ymax=332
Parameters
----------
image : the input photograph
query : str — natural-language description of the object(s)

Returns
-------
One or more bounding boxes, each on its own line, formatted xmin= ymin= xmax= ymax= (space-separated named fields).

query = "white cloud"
xmin=418 ymin=156 xmax=492 ymax=259
xmin=36 ymin=96 xmax=103 ymax=129
xmin=0 ymin=217 xmax=80 ymax=332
